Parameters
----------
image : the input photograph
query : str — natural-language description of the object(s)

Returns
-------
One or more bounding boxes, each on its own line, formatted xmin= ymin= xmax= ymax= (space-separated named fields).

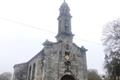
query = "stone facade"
xmin=13 ymin=1 xmax=88 ymax=80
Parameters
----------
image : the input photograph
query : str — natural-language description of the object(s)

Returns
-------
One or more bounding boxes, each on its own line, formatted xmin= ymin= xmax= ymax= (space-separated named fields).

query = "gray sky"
xmin=0 ymin=0 xmax=120 ymax=74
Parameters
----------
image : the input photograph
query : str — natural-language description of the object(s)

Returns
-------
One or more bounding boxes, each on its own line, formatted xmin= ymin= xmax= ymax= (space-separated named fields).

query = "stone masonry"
xmin=13 ymin=1 xmax=88 ymax=80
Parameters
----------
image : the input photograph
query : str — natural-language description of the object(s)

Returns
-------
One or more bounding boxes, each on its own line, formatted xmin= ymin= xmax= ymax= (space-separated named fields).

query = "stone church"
xmin=13 ymin=1 xmax=88 ymax=80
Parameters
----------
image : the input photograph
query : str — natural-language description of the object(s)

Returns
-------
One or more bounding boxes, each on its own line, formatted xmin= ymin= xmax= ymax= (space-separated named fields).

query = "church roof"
xmin=60 ymin=1 xmax=70 ymax=10
xmin=28 ymin=49 xmax=45 ymax=63
xmin=14 ymin=62 xmax=28 ymax=68
xmin=28 ymin=41 xmax=59 ymax=63
xmin=59 ymin=1 xmax=70 ymax=14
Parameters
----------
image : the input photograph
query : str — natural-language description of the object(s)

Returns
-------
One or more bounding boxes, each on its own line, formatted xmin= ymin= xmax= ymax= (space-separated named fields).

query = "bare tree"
xmin=102 ymin=19 xmax=120 ymax=80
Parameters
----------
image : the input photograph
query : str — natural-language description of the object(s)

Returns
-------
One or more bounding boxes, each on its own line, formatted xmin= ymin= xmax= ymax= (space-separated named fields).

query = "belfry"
xmin=13 ymin=1 xmax=88 ymax=80
xmin=56 ymin=1 xmax=73 ymax=43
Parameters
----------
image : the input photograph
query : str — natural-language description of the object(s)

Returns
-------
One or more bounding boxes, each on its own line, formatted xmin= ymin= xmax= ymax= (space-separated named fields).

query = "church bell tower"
xmin=12 ymin=1 xmax=87 ymax=80
xmin=56 ymin=1 xmax=74 ymax=43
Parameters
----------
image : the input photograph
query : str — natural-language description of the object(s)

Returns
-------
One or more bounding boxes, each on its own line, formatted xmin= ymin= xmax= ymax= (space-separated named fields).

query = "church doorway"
xmin=61 ymin=75 xmax=75 ymax=80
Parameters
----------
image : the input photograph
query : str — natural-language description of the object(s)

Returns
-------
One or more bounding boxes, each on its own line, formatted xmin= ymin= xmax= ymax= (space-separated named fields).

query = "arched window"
xmin=61 ymin=75 xmax=75 ymax=80
xmin=32 ymin=63 xmax=36 ymax=80
xmin=28 ymin=66 xmax=31 ymax=80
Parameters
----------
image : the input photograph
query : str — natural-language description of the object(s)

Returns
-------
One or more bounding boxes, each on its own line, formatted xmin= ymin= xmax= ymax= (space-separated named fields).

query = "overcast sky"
xmin=0 ymin=0 xmax=120 ymax=74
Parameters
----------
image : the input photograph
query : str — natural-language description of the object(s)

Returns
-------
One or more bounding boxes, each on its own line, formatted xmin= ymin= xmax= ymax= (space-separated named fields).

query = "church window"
xmin=32 ymin=63 xmax=36 ymax=80
xmin=28 ymin=66 xmax=31 ymax=80
xmin=64 ymin=19 xmax=69 ymax=32
xmin=66 ymin=44 xmax=69 ymax=50
xmin=59 ymin=20 xmax=62 ymax=32
xmin=65 ymin=26 xmax=69 ymax=32
xmin=41 ymin=59 xmax=45 ymax=71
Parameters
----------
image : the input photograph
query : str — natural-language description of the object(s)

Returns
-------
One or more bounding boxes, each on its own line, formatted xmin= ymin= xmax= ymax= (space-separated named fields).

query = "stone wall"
xmin=13 ymin=63 xmax=28 ymax=80
xmin=13 ymin=42 xmax=87 ymax=80
xmin=43 ymin=42 xmax=87 ymax=80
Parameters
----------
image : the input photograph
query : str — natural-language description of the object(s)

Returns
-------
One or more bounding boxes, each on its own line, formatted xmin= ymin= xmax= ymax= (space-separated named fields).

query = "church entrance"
xmin=61 ymin=75 xmax=75 ymax=80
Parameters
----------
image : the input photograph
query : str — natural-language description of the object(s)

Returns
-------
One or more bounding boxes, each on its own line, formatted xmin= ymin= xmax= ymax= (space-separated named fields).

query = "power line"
xmin=0 ymin=17 xmax=56 ymax=34
xmin=0 ymin=17 xmax=102 ymax=45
